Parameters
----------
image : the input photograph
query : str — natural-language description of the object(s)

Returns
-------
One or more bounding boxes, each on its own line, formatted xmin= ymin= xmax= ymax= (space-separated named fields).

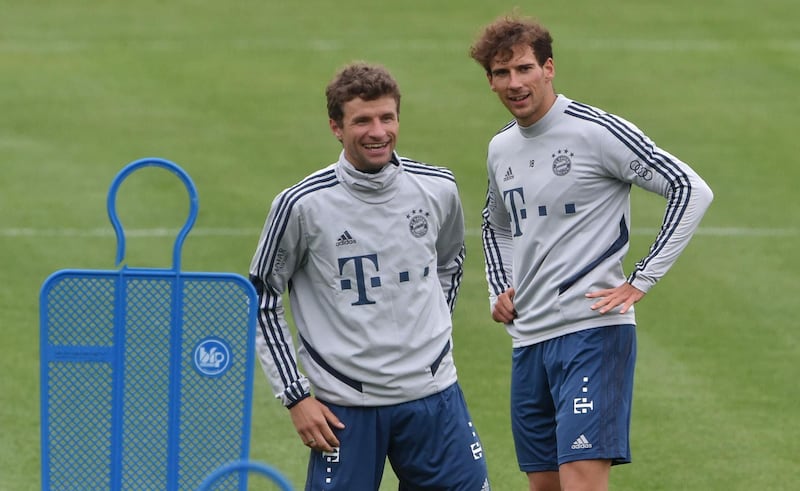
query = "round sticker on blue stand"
xmin=193 ymin=337 xmax=232 ymax=377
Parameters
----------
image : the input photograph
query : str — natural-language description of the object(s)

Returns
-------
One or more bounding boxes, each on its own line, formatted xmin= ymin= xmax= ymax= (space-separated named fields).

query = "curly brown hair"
xmin=469 ymin=14 xmax=553 ymax=74
xmin=325 ymin=62 xmax=401 ymax=125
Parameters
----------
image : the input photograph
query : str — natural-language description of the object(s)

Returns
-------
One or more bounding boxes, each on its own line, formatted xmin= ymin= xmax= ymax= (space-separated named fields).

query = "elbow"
xmin=700 ymin=182 xmax=714 ymax=209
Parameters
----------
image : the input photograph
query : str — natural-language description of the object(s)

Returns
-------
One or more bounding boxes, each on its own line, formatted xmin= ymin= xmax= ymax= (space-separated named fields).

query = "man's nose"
xmin=367 ymin=119 xmax=387 ymax=136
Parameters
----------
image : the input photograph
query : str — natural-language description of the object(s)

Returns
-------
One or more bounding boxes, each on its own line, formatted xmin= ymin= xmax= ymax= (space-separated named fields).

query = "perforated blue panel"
xmin=41 ymin=271 xmax=256 ymax=491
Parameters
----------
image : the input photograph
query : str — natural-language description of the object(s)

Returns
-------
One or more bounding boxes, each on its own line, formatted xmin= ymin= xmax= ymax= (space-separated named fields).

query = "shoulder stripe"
xmin=401 ymin=159 xmax=456 ymax=183
xmin=496 ymin=119 xmax=517 ymax=136
xmin=253 ymin=169 xmax=338 ymax=279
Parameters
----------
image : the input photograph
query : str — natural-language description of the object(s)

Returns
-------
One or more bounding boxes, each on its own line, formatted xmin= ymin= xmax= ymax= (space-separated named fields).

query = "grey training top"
xmin=482 ymin=95 xmax=713 ymax=347
xmin=250 ymin=151 xmax=465 ymax=407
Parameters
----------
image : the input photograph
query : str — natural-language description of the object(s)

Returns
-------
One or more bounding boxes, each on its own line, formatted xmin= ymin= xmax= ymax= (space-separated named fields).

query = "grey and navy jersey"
xmin=250 ymin=151 xmax=465 ymax=407
xmin=483 ymin=95 xmax=713 ymax=347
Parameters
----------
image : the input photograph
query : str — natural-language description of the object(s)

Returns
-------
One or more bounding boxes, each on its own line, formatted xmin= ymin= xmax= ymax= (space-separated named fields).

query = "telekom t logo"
xmin=503 ymin=187 xmax=527 ymax=237
xmin=338 ymin=254 xmax=381 ymax=305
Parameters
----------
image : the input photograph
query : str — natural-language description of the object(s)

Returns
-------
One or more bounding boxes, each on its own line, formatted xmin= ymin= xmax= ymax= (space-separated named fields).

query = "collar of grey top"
xmin=517 ymin=94 xmax=567 ymax=139
xmin=336 ymin=151 xmax=403 ymax=202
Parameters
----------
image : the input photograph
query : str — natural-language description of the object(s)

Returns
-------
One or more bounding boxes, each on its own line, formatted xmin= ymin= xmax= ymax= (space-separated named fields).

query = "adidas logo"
xmin=503 ymin=167 xmax=514 ymax=181
xmin=571 ymin=434 xmax=593 ymax=450
xmin=336 ymin=230 xmax=357 ymax=247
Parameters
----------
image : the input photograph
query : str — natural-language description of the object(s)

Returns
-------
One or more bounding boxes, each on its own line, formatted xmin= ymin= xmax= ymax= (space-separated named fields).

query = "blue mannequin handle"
xmin=106 ymin=157 xmax=198 ymax=271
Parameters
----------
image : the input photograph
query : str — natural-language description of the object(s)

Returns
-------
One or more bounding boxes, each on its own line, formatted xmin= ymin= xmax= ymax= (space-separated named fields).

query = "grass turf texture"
xmin=2 ymin=0 xmax=799 ymax=489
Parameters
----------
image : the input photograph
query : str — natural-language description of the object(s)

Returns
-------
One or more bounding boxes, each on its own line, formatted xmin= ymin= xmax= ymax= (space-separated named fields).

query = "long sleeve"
xmin=596 ymin=114 xmax=714 ymax=293
xmin=249 ymin=191 xmax=310 ymax=408
xmin=436 ymin=183 xmax=466 ymax=314
xmin=481 ymin=173 xmax=514 ymax=311
xmin=627 ymin=150 xmax=713 ymax=292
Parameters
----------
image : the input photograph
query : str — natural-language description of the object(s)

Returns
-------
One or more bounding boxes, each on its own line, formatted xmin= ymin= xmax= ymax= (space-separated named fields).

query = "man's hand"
xmin=289 ymin=397 xmax=345 ymax=452
xmin=492 ymin=287 xmax=517 ymax=323
xmin=586 ymin=283 xmax=645 ymax=314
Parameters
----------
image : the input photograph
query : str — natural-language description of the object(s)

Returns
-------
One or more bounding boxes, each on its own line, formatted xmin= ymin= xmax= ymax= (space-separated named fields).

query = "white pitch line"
xmin=2 ymin=38 xmax=799 ymax=54
xmin=1 ymin=227 xmax=797 ymax=238
xmin=0 ymin=227 xmax=262 ymax=238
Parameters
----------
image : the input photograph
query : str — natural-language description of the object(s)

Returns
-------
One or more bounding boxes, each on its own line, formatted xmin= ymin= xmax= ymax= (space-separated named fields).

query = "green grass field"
xmin=2 ymin=0 xmax=799 ymax=489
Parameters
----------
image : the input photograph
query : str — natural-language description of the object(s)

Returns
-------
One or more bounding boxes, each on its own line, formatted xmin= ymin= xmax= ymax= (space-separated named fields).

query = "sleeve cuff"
xmin=628 ymin=275 xmax=655 ymax=294
xmin=277 ymin=377 xmax=311 ymax=408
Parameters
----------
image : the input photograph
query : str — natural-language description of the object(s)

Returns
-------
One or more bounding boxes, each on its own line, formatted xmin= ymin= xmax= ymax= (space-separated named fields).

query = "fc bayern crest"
xmin=406 ymin=209 xmax=430 ymax=238
xmin=552 ymin=148 xmax=573 ymax=176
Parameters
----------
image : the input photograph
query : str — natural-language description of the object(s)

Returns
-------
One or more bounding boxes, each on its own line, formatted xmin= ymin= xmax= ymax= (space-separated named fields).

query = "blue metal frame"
xmin=196 ymin=460 xmax=293 ymax=491
xmin=40 ymin=158 xmax=260 ymax=490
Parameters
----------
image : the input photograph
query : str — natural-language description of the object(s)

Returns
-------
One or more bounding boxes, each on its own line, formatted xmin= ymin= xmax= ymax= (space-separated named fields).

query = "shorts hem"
xmin=519 ymin=463 xmax=559 ymax=473
xmin=558 ymin=455 xmax=631 ymax=466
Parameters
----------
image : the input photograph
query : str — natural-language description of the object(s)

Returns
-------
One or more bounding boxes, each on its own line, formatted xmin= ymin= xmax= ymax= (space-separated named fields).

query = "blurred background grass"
xmin=2 ymin=0 xmax=798 ymax=489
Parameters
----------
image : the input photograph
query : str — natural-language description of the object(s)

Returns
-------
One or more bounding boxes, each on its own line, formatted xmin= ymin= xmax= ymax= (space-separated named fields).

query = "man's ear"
xmin=329 ymin=118 xmax=342 ymax=142
xmin=544 ymin=57 xmax=555 ymax=83
xmin=486 ymin=72 xmax=498 ymax=92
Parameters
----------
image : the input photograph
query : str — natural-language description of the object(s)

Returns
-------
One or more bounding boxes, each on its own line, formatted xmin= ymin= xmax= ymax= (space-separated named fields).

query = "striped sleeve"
xmin=435 ymin=172 xmax=465 ymax=314
xmin=481 ymin=174 xmax=514 ymax=310
xmin=249 ymin=169 xmax=338 ymax=407
xmin=566 ymin=102 xmax=714 ymax=292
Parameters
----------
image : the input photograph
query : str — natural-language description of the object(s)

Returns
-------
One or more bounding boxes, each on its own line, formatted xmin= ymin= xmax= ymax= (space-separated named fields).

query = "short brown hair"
xmin=325 ymin=62 xmax=401 ymax=125
xmin=469 ymin=14 xmax=553 ymax=74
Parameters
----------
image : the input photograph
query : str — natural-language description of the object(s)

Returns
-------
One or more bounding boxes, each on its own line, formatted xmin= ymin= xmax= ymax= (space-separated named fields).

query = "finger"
xmin=590 ymin=298 xmax=608 ymax=311
xmin=319 ymin=434 xmax=338 ymax=452
xmin=493 ymin=309 xmax=514 ymax=323
xmin=492 ymin=304 xmax=510 ymax=323
xmin=325 ymin=411 xmax=345 ymax=429
xmin=594 ymin=297 xmax=619 ymax=314
xmin=618 ymin=297 xmax=636 ymax=314
xmin=599 ymin=296 xmax=623 ymax=314
xmin=321 ymin=415 xmax=343 ymax=447
xmin=585 ymin=288 xmax=612 ymax=299
xmin=492 ymin=311 xmax=508 ymax=323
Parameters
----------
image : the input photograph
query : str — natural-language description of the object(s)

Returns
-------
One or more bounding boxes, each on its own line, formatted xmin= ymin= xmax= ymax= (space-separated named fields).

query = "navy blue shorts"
xmin=510 ymin=325 xmax=636 ymax=472
xmin=305 ymin=383 xmax=490 ymax=490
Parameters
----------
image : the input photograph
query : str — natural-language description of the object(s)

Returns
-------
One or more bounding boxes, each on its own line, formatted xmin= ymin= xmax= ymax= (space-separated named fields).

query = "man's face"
xmin=330 ymin=95 xmax=398 ymax=172
xmin=488 ymin=44 xmax=555 ymax=127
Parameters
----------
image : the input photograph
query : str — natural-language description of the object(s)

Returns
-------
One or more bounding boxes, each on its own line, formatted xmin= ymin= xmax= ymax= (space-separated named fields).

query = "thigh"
xmin=388 ymin=383 xmax=490 ymax=490
xmin=511 ymin=343 xmax=559 ymax=473
xmin=305 ymin=403 xmax=388 ymax=491
xmin=548 ymin=325 xmax=636 ymax=466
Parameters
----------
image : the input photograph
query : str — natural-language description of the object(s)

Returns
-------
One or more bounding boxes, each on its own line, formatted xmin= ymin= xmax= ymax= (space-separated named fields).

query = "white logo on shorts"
xmin=470 ymin=442 xmax=483 ymax=460
xmin=323 ymin=447 xmax=340 ymax=463
xmin=573 ymin=397 xmax=594 ymax=414
xmin=571 ymin=434 xmax=593 ymax=450
xmin=574 ymin=376 xmax=594 ymax=414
